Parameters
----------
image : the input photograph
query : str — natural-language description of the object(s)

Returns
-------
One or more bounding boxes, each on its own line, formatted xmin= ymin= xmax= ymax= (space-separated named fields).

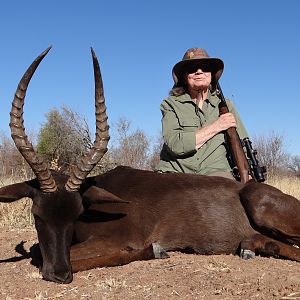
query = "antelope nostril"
xmin=59 ymin=272 xmax=73 ymax=284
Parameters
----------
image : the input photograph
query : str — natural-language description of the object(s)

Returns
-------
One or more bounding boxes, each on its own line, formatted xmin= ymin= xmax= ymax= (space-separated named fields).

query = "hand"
xmin=195 ymin=112 xmax=237 ymax=149
xmin=216 ymin=113 xmax=237 ymax=131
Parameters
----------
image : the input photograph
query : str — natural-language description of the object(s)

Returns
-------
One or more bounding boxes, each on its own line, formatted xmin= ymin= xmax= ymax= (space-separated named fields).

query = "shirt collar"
xmin=175 ymin=90 xmax=220 ymax=107
xmin=206 ymin=91 xmax=219 ymax=107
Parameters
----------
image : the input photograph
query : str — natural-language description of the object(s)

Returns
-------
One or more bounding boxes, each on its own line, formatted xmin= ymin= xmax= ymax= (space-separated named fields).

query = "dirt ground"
xmin=0 ymin=229 xmax=300 ymax=300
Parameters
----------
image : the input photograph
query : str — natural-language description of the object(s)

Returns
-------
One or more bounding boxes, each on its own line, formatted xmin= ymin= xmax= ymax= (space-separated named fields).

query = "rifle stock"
xmin=217 ymin=83 xmax=250 ymax=183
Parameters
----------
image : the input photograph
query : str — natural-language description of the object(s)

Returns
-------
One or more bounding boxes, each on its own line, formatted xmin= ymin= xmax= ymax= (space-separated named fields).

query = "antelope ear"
xmin=82 ymin=186 xmax=129 ymax=204
xmin=0 ymin=182 xmax=35 ymax=203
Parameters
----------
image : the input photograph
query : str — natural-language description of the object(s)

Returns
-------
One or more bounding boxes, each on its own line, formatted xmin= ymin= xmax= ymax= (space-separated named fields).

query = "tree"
xmin=148 ymin=133 xmax=163 ymax=170
xmin=252 ymin=131 xmax=291 ymax=176
xmin=37 ymin=110 xmax=161 ymax=174
xmin=16 ymin=103 xmax=168 ymax=175
xmin=288 ymin=155 xmax=300 ymax=177
xmin=110 ymin=117 xmax=152 ymax=170
xmin=0 ymin=131 xmax=35 ymax=180
xmin=37 ymin=106 xmax=92 ymax=172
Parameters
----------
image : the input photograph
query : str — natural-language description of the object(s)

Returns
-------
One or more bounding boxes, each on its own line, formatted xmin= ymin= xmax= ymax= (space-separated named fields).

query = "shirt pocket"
xmin=177 ymin=117 xmax=199 ymax=131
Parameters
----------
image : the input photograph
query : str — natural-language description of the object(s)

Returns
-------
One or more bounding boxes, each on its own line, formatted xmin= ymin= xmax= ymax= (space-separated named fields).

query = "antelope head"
xmin=0 ymin=47 xmax=114 ymax=283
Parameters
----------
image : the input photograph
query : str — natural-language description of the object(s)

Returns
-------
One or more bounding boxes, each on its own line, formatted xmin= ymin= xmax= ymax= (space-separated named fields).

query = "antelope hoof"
xmin=240 ymin=248 xmax=255 ymax=260
xmin=152 ymin=243 xmax=169 ymax=259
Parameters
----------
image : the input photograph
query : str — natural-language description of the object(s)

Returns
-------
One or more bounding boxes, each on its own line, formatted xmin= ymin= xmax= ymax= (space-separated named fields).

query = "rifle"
xmin=242 ymin=138 xmax=267 ymax=182
xmin=216 ymin=83 xmax=266 ymax=183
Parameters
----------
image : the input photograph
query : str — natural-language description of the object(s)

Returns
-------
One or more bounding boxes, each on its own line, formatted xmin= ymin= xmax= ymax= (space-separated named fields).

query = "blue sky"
xmin=1 ymin=0 xmax=300 ymax=155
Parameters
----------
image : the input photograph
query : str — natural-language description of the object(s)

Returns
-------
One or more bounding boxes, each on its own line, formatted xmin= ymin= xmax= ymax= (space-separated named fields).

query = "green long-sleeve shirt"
xmin=155 ymin=91 xmax=249 ymax=175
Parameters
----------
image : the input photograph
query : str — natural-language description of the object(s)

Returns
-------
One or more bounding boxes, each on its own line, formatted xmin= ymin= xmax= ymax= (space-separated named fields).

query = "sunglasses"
xmin=184 ymin=63 xmax=212 ymax=74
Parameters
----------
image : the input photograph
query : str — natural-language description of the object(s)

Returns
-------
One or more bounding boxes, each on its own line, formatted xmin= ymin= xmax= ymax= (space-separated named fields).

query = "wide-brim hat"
xmin=172 ymin=48 xmax=224 ymax=89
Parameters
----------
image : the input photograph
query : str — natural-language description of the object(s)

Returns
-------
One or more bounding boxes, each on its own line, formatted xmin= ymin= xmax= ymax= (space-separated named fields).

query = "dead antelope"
xmin=1 ymin=48 xmax=300 ymax=284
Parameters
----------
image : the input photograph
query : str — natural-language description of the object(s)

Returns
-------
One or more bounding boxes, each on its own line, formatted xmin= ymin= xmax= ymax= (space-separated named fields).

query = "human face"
xmin=185 ymin=63 xmax=212 ymax=92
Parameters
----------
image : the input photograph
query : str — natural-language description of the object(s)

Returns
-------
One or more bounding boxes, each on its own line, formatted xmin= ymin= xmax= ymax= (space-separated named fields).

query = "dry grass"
xmin=0 ymin=174 xmax=299 ymax=228
xmin=266 ymin=175 xmax=300 ymax=200
xmin=0 ymin=197 xmax=33 ymax=228
xmin=0 ymin=176 xmax=34 ymax=228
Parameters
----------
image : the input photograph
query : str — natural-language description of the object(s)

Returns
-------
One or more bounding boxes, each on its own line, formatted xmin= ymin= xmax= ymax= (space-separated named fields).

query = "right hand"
xmin=195 ymin=112 xmax=237 ymax=150
xmin=216 ymin=113 xmax=237 ymax=131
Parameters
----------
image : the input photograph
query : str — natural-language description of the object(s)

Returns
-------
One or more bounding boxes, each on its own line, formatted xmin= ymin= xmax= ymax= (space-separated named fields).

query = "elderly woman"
xmin=155 ymin=48 xmax=249 ymax=180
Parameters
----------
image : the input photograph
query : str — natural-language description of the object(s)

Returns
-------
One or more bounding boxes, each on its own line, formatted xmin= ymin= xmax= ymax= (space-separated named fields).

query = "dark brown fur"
xmin=1 ymin=166 xmax=300 ymax=283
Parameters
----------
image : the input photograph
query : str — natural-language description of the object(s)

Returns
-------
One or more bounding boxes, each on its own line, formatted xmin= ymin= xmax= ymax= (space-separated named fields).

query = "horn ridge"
xmin=65 ymin=48 xmax=109 ymax=192
xmin=10 ymin=47 xmax=57 ymax=193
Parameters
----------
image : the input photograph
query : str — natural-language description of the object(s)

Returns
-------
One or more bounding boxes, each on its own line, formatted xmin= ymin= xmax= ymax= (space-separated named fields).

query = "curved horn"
xmin=10 ymin=47 xmax=57 ymax=193
xmin=65 ymin=48 xmax=110 ymax=192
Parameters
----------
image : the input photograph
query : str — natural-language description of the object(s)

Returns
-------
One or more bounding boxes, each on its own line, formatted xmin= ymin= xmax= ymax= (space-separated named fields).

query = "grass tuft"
xmin=266 ymin=175 xmax=300 ymax=199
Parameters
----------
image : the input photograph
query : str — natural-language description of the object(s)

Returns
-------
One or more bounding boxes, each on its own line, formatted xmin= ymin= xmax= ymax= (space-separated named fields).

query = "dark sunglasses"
xmin=184 ymin=63 xmax=212 ymax=74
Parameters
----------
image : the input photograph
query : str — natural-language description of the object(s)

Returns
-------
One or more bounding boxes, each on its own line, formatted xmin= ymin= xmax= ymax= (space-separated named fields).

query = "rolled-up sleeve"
xmin=161 ymin=102 xmax=197 ymax=156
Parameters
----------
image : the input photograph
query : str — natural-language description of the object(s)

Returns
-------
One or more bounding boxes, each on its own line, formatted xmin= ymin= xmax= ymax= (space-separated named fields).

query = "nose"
xmin=195 ymin=68 xmax=204 ymax=74
xmin=42 ymin=269 xmax=73 ymax=284
xmin=43 ymin=271 xmax=73 ymax=284
xmin=54 ymin=271 xmax=73 ymax=284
